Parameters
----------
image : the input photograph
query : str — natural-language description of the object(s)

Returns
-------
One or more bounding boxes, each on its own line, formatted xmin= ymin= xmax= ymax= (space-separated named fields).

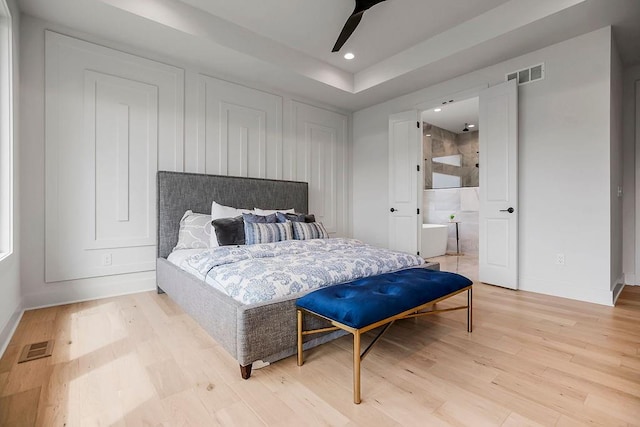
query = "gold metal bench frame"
xmin=296 ymin=285 xmax=472 ymax=404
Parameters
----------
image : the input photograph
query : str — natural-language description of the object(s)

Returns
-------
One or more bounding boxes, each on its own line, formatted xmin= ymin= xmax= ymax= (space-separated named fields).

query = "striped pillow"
xmin=244 ymin=221 xmax=294 ymax=245
xmin=292 ymin=221 xmax=329 ymax=240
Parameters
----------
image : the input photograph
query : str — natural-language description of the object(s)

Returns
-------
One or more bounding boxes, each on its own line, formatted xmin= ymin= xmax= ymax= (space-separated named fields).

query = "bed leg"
xmin=467 ymin=287 xmax=473 ymax=333
xmin=240 ymin=364 xmax=252 ymax=380
xmin=156 ymin=286 xmax=165 ymax=295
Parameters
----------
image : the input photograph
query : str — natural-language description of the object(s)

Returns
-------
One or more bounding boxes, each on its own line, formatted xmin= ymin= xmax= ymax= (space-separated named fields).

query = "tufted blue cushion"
xmin=296 ymin=268 xmax=472 ymax=329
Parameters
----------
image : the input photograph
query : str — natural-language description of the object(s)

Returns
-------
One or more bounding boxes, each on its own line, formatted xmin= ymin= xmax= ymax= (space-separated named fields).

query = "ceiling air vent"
xmin=506 ymin=63 xmax=544 ymax=86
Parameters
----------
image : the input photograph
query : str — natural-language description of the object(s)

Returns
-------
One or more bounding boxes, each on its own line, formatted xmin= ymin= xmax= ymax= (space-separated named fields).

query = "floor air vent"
xmin=18 ymin=340 xmax=54 ymax=363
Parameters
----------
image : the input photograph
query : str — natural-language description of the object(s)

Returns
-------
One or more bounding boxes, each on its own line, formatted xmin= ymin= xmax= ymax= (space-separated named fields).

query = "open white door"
xmin=479 ymin=80 xmax=518 ymax=289
xmin=388 ymin=110 xmax=421 ymax=254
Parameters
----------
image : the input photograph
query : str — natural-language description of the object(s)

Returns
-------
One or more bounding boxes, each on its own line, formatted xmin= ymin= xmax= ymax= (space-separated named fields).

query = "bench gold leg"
xmin=353 ymin=330 xmax=361 ymax=404
xmin=467 ymin=288 xmax=473 ymax=333
xmin=297 ymin=309 xmax=304 ymax=366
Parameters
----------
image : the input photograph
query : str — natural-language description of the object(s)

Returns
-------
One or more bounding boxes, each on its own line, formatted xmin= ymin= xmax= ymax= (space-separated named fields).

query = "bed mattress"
xmin=168 ymin=238 xmax=424 ymax=305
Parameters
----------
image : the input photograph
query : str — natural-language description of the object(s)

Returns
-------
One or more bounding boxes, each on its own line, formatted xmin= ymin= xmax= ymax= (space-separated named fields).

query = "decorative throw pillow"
xmin=174 ymin=210 xmax=212 ymax=250
xmin=253 ymin=207 xmax=295 ymax=216
xmin=304 ymin=214 xmax=316 ymax=223
xmin=211 ymin=201 xmax=252 ymax=247
xmin=244 ymin=221 xmax=293 ymax=245
xmin=276 ymin=212 xmax=306 ymax=223
xmin=212 ymin=216 xmax=245 ymax=246
xmin=243 ymin=212 xmax=277 ymax=223
xmin=292 ymin=221 xmax=329 ymax=240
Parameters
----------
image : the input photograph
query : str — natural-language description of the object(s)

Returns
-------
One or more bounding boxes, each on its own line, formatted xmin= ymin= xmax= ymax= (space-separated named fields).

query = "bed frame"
xmin=157 ymin=171 xmax=349 ymax=379
xmin=156 ymin=171 xmax=439 ymax=379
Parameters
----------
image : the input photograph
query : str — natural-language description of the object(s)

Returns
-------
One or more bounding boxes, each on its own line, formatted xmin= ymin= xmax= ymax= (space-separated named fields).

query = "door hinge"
xmin=417 ymin=164 xmax=420 ymax=172
xmin=417 ymin=121 xmax=420 ymax=128
xmin=417 ymin=208 xmax=420 ymax=215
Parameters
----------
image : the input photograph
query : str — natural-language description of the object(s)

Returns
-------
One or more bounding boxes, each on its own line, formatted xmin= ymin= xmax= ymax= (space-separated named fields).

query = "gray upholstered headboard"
xmin=157 ymin=171 xmax=309 ymax=258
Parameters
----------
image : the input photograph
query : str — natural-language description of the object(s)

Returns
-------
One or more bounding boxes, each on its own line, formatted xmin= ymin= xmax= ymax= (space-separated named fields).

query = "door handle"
xmin=390 ymin=208 xmax=397 ymax=212
xmin=499 ymin=207 xmax=515 ymax=213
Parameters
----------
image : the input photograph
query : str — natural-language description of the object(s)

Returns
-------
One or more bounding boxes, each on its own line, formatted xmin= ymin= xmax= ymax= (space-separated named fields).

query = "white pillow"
xmin=253 ymin=207 xmax=295 ymax=216
xmin=210 ymin=201 xmax=252 ymax=247
xmin=174 ymin=210 xmax=212 ymax=251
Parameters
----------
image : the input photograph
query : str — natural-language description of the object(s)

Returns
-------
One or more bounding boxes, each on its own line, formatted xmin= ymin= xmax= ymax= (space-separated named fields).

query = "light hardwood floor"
xmin=1 ymin=256 xmax=639 ymax=426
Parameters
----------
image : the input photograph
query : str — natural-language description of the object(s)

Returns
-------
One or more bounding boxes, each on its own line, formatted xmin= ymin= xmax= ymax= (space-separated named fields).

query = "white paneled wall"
xmin=41 ymin=30 xmax=349 ymax=288
xmin=198 ymin=75 xmax=282 ymax=179
xmin=45 ymin=31 xmax=184 ymax=283
xmin=292 ymin=101 xmax=348 ymax=236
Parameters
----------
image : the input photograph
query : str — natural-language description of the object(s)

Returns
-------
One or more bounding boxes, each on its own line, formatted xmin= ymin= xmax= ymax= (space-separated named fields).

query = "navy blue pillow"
xmin=275 ymin=212 xmax=317 ymax=223
xmin=276 ymin=212 xmax=306 ymax=223
xmin=242 ymin=213 xmax=277 ymax=223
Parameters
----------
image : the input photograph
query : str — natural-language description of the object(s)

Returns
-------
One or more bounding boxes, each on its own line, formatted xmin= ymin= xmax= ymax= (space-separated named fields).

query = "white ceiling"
xmin=422 ymin=97 xmax=479 ymax=135
xmin=18 ymin=0 xmax=640 ymax=111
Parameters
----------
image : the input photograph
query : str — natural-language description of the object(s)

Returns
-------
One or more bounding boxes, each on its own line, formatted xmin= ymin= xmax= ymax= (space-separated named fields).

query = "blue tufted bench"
xmin=296 ymin=267 xmax=473 ymax=404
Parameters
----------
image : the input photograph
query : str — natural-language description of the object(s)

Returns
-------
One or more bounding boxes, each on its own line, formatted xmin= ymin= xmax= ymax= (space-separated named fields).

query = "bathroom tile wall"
xmin=423 ymin=187 xmax=479 ymax=255
xmin=423 ymin=123 xmax=478 ymax=188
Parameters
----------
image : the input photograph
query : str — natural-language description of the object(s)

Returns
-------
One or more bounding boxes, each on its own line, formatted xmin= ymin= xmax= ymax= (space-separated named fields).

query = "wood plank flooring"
xmin=1 ymin=256 xmax=639 ymax=426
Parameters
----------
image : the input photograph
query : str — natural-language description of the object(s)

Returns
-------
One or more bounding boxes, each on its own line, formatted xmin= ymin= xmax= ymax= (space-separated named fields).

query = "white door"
xmin=479 ymin=80 xmax=518 ymax=289
xmin=388 ymin=110 xmax=421 ymax=255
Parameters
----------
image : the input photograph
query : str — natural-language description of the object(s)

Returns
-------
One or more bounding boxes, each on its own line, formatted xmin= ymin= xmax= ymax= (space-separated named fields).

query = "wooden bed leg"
xmin=240 ymin=364 xmax=252 ymax=380
xmin=156 ymin=286 xmax=165 ymax=295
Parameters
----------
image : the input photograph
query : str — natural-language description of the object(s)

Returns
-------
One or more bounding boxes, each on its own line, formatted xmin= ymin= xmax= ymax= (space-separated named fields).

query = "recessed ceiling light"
xmin=344 ymin=52 xmax=355 ymax=60
xmin=434 ymin=108 xmax=442 ymax=112
xmin=426 ymin=134 xmax=431 ymax=137
xmin=468 ymin=124 xmax=476 ymax=128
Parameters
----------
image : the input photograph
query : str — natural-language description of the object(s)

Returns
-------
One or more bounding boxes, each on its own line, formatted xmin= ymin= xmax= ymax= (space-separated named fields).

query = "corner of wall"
xmin=0 ymin=302 xmax=23 ymax=357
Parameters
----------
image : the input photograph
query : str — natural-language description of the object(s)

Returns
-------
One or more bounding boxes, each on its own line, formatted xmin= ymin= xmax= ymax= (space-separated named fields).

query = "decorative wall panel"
xmin=292 ymin=101 xmax=348 ymax=236
xmin=198 ymin=75 xmax=282 ymax=179
xmin=45 ymin=31 xmax=184 ymax=282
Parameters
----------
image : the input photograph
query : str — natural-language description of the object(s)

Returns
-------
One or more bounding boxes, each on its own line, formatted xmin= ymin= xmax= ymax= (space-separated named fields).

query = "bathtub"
xmin=421 ymin=224 xmax=448 ymax=259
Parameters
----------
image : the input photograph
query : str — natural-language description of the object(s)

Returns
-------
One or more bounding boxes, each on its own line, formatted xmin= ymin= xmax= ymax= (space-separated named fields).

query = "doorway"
xmin=388 ymin=81 xmax=519 ymax=289
xmin=421 ymin=97 xmax=480 ymax=264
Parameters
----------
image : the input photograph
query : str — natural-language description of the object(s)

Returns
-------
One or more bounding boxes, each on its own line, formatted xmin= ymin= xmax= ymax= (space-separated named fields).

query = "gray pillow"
xmin=212 ymin=216 xmax=245 ymax=246
xmin=174 ymin=210 xmax=212 ymax=250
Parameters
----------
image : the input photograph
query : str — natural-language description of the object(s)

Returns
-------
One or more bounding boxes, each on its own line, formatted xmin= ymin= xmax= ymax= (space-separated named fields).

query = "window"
xmin=0 ymin=0 xmax=13 ymax=260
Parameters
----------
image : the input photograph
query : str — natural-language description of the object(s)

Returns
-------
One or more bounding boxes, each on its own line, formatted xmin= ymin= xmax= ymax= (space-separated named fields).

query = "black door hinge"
xmin=417 ymin=121 xmax=420 ymax=128
xmin=417 ymin=208 xmax=420 ymax=215
xmin=417 ymin=164 xmax=420 ymax=172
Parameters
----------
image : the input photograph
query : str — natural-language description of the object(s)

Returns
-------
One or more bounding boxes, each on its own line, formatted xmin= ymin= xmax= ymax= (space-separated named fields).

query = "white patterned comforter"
xmin=178 ymin=238 xmax=424 ymax=305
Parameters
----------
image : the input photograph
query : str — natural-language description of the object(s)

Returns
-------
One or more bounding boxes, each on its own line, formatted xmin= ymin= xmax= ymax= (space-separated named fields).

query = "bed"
xmin=156 ymin=171 xmax=438 ymax=379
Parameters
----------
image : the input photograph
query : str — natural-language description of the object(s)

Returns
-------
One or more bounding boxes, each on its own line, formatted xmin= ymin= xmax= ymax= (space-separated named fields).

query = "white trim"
xmin=635 ymin=80 xmax=640 ymax=290
xmin=0 ymin=306 xmax=22 ymax=358
xmin=22 ymin=274 xmax=156 ymax=310
xmin=0 ymin=0 xmax=13 ymax=260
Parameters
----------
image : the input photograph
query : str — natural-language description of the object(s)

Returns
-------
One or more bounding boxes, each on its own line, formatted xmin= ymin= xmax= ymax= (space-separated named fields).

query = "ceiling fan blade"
xmin=354 ymin=0 xmax=387 ymax=14
xmin=332 ymin=12 xmax=364 ymax=52
xmin=332 ymin=0 xmax=387 ymax=53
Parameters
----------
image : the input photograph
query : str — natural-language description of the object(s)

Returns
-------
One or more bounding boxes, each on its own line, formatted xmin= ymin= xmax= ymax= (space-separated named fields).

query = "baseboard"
xmin=612 ymin=282 xmax=626 ymax=305
xmin=22 ymin=272 xmax=156 ymax=310
xmin=0 ymin=305 xmax=24 ymax=358
xmin=519 ymin=276 xmax=614 ymax=306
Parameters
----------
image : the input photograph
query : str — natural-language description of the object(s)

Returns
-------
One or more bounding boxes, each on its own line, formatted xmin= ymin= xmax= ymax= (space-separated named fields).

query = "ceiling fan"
xmin=332 ymin=0 xmax=387 ymax=52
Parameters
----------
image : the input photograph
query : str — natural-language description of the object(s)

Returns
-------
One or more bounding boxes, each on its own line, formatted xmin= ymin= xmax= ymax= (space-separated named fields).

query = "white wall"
xmin=353 ymin=27 xmax=617 ymax=305
xmin=20 ymin=15 xmax=351 ymax=309
xmin=623 ymin=64 xmax=640 ymax=286
xmin=610 ymin=37 xmax=624 ymax=300
xmin=0 ymin=0 xmax=20 ymax=355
